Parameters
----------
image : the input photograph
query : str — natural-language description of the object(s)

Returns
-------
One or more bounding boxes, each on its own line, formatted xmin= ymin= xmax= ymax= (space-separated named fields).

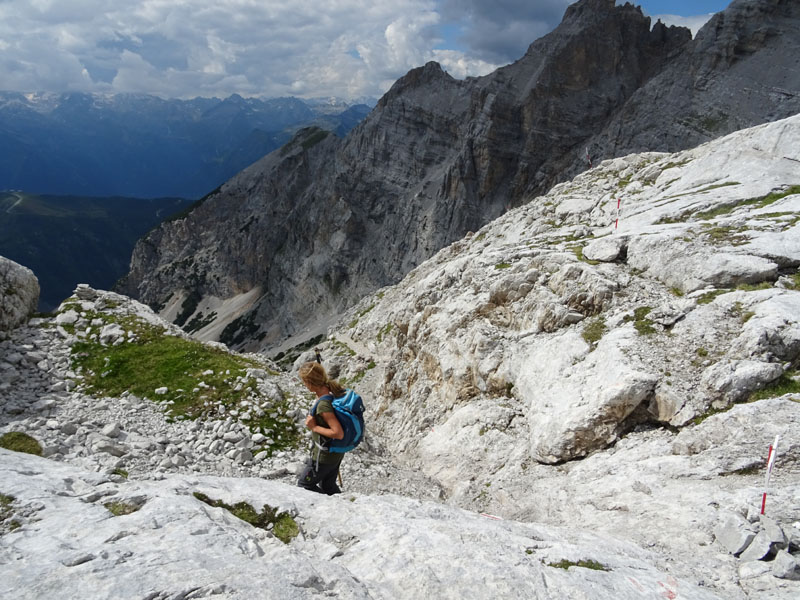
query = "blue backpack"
xmin=312 ymin=389 xmax=365 ymax=453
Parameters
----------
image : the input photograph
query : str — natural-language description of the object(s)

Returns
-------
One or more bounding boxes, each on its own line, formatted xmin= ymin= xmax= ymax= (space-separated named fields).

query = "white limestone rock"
xmin=772 ymin=550 xmax=800 ymax=581
xmin=700 ymin=360 xmax=785 ymax=405
xmin=0 ymin=256 xmax=40 ymax=333
xmin=520 ymin=327 xmax=658 ymax=463
xmin=0 ymin=450 xmax=725 ymax=600
xmin=714 ymin=511 xmax=757 ymax=556
xmin=626 ymin=236 xmax=780 ymax=294
xmin=583 ymin=235 xmax=628 ymax=262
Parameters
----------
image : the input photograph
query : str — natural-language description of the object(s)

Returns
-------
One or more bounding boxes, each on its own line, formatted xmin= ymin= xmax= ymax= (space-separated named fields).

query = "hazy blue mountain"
xmin=0 ymin=192 xmax=194 ymax=311
xmin=0 ymin=93 xmax=373 ymax=199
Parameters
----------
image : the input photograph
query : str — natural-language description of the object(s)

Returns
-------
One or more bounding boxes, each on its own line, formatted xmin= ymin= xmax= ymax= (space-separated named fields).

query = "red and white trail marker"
xmin=614 ymin=197 xmax=621 ymax=231
xmin=761 ymin=435 xmax=780 ymax=515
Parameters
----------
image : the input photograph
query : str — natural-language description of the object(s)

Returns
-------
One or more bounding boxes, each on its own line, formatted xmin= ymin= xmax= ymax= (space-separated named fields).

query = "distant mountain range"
xmin=0 ymin=92 xmax=374 ymax=199
xmin=0 ymin=192 xmax=194 ymax=311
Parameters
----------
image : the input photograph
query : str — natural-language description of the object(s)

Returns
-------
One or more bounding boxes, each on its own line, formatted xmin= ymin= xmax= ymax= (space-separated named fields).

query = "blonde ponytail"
xmin=299 ymin=362 xmax=346 ymax=397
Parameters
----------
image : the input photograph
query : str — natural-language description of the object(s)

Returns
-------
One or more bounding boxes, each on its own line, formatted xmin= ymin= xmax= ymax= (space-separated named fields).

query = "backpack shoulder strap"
xmin=311 ymin=394 xmax=334 ymax=415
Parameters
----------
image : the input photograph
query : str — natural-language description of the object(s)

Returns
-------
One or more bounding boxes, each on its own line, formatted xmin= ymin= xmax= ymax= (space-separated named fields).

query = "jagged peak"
xmin=377 ymin=61 xmax=457 ymax=107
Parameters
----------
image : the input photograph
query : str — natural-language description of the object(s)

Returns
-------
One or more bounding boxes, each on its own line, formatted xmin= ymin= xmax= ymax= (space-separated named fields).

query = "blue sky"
xmin=0 ymin=0 xmax=733 ymax=100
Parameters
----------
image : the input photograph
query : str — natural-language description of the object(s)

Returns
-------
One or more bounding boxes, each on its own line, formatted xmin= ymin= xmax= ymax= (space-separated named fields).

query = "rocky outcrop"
xmin=0 ymin=451 xmax=727 ymax=600
xmin=319 ymin=114 xmax=800 ymax=495
xmin=0 ymin=256 xmax=39 ymax=334
xmin=119 ymin=0 xmax=800 ymax=352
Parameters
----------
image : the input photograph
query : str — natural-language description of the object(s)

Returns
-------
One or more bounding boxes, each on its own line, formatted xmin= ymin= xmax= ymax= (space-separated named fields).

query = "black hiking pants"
xmin=297 ymin=459 xmax=341 ymax=495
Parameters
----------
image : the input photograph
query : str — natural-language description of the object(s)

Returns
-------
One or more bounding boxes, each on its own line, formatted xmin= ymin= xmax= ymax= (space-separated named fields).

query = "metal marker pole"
xmin=761 ymin=435 xmax=780 ymax=515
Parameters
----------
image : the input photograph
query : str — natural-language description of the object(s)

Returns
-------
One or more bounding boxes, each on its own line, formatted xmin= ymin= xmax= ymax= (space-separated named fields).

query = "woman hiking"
xmin=297 ymin=361 xmax=345 ymax=495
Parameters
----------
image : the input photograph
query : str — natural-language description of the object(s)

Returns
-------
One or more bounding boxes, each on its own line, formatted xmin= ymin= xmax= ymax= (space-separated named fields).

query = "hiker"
xmin=297 ymin=361 xmax=346 ymax=495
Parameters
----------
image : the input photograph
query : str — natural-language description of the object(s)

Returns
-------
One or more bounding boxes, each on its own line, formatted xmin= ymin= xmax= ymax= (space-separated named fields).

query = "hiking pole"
xmin=338 ymin=469 xmax=343 ymax=488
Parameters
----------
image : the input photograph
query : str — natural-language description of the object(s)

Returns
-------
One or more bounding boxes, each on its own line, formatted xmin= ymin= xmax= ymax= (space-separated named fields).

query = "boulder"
xmin=626 ymin=236 xmax=779 ymax=294
xmin=521 ymin=328 xmax=658 ymax=464
xmin=714 ymin=511 xmax=757 ymax=556
xmin=0 ymin=256 xmax=40 ymax=333
xmin=583 ymin=236 xmax=628 ymax=262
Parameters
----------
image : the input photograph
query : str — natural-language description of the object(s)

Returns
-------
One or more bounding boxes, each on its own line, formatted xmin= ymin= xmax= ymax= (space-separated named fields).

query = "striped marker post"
xmin=761 ymin=435 xmax=780 ymax=515
xmin=614 ymin=197 xmax=621 ymax=230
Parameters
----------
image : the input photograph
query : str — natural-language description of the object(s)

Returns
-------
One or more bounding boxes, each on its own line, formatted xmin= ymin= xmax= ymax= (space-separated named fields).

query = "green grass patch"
xmin=693 ymin=371 xmax=800 ymax=425
xmin=0 ymin=493 xmax=20 ymax=532
xmin=300 ymin=128 xmax=329 ymax=151
xmin=748 ymin=370 xmax=800 ymax=402
xmin=331 ymin=339 xmax=356 ymax=357
xmin=623 ymin=306 xmax=656 ymax=335
xmin=104 ymin=501 xmax=142 ymax=516
xmin=69 ymin=309 xmax=300 ymax=453
xmin=342 ymin=361 xmax=376 ymax=386
xmin=548 ymin=559 xmax=610 ymax=572
xmin=581 ymin=317 xmax=607 ymax=347
xmin=193 ymin=493 xmax=299 ymax=543
xmin=693 ymin=184 xmax=800 ymax=221
xmin=702 ymin=223 xmax=748 ymax=245
xmin=736 ymin=281 xmax=773 ymax=292
xmin=659 ymin=183 xmax=799 ymax=224
xmin=495 ymin=263 xmax=512 ymax=270
xmin=568 ymin=244 xmax=600 ymax=265
xmin=377 ymin=322 xmax=394 ymax=343
xmin=697 ymin=289 xmax=729 ymax=304
xmin=0 ymin=432 xmax=42 ymax=456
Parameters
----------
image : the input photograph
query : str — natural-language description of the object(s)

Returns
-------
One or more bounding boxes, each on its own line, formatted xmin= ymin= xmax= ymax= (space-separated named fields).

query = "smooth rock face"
xmin=0 ymin=450 xmax=725 ymax=600
xmin=119 ymin=0 xmax=800 ymax=351
xmin=308 ymin=116 xmax=800 ymax=598
xmin=0 ymin=256 xmax=39 ymax=334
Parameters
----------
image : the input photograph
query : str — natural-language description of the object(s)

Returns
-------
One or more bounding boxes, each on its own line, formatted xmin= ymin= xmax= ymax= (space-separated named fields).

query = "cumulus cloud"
xmin=0 ymin=0 xmax=720 ymax=99
xmin=439 ymin=0 xmax=572 ymax=65
xmin=0 ymin=0 xmax=505 ymax=99
xmin=649 ymin=13 xmax=715 ymax=36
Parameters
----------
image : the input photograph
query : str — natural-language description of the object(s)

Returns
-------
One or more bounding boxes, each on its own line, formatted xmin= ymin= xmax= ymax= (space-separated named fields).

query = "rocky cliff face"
xmin=119 ymin=0 xmax=800 ymax=351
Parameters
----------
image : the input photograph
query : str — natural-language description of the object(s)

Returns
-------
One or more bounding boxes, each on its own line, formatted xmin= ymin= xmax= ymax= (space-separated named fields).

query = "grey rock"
xmin=55 ymin=310 xmax=79 ymax=326
xmin=0 ymin=256 xmax=39 ymax=332
xmin=583 ymin=236 xmax=628 ymax=262
xmin=760 ymin=515 xmax=788 ymax=550
xmin=772 ymin=550 xmax=800 ymax=580
xmin=715 ymin=511 xmax=757 ymax=556
xmin=102 ymin=423 xmax=122 ymax=438
xmin=739 ymin=529 xmax=779 ymax=562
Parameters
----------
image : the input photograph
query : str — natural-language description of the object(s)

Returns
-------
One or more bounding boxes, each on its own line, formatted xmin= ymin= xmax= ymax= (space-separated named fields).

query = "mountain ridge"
xmin=120 ymin=0 xmax=800 ymax=352
xmin=0 ymin=92 xmax=373 ymax=199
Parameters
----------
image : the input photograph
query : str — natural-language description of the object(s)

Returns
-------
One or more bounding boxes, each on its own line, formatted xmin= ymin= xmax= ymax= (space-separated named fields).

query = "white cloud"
xmin=649 ymin=13 xmax=715 ymax=37
xmin=1 ymin=0 xmax=480 ymax=98
xmin=0 ymin=0 xmax=717 ymax=100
